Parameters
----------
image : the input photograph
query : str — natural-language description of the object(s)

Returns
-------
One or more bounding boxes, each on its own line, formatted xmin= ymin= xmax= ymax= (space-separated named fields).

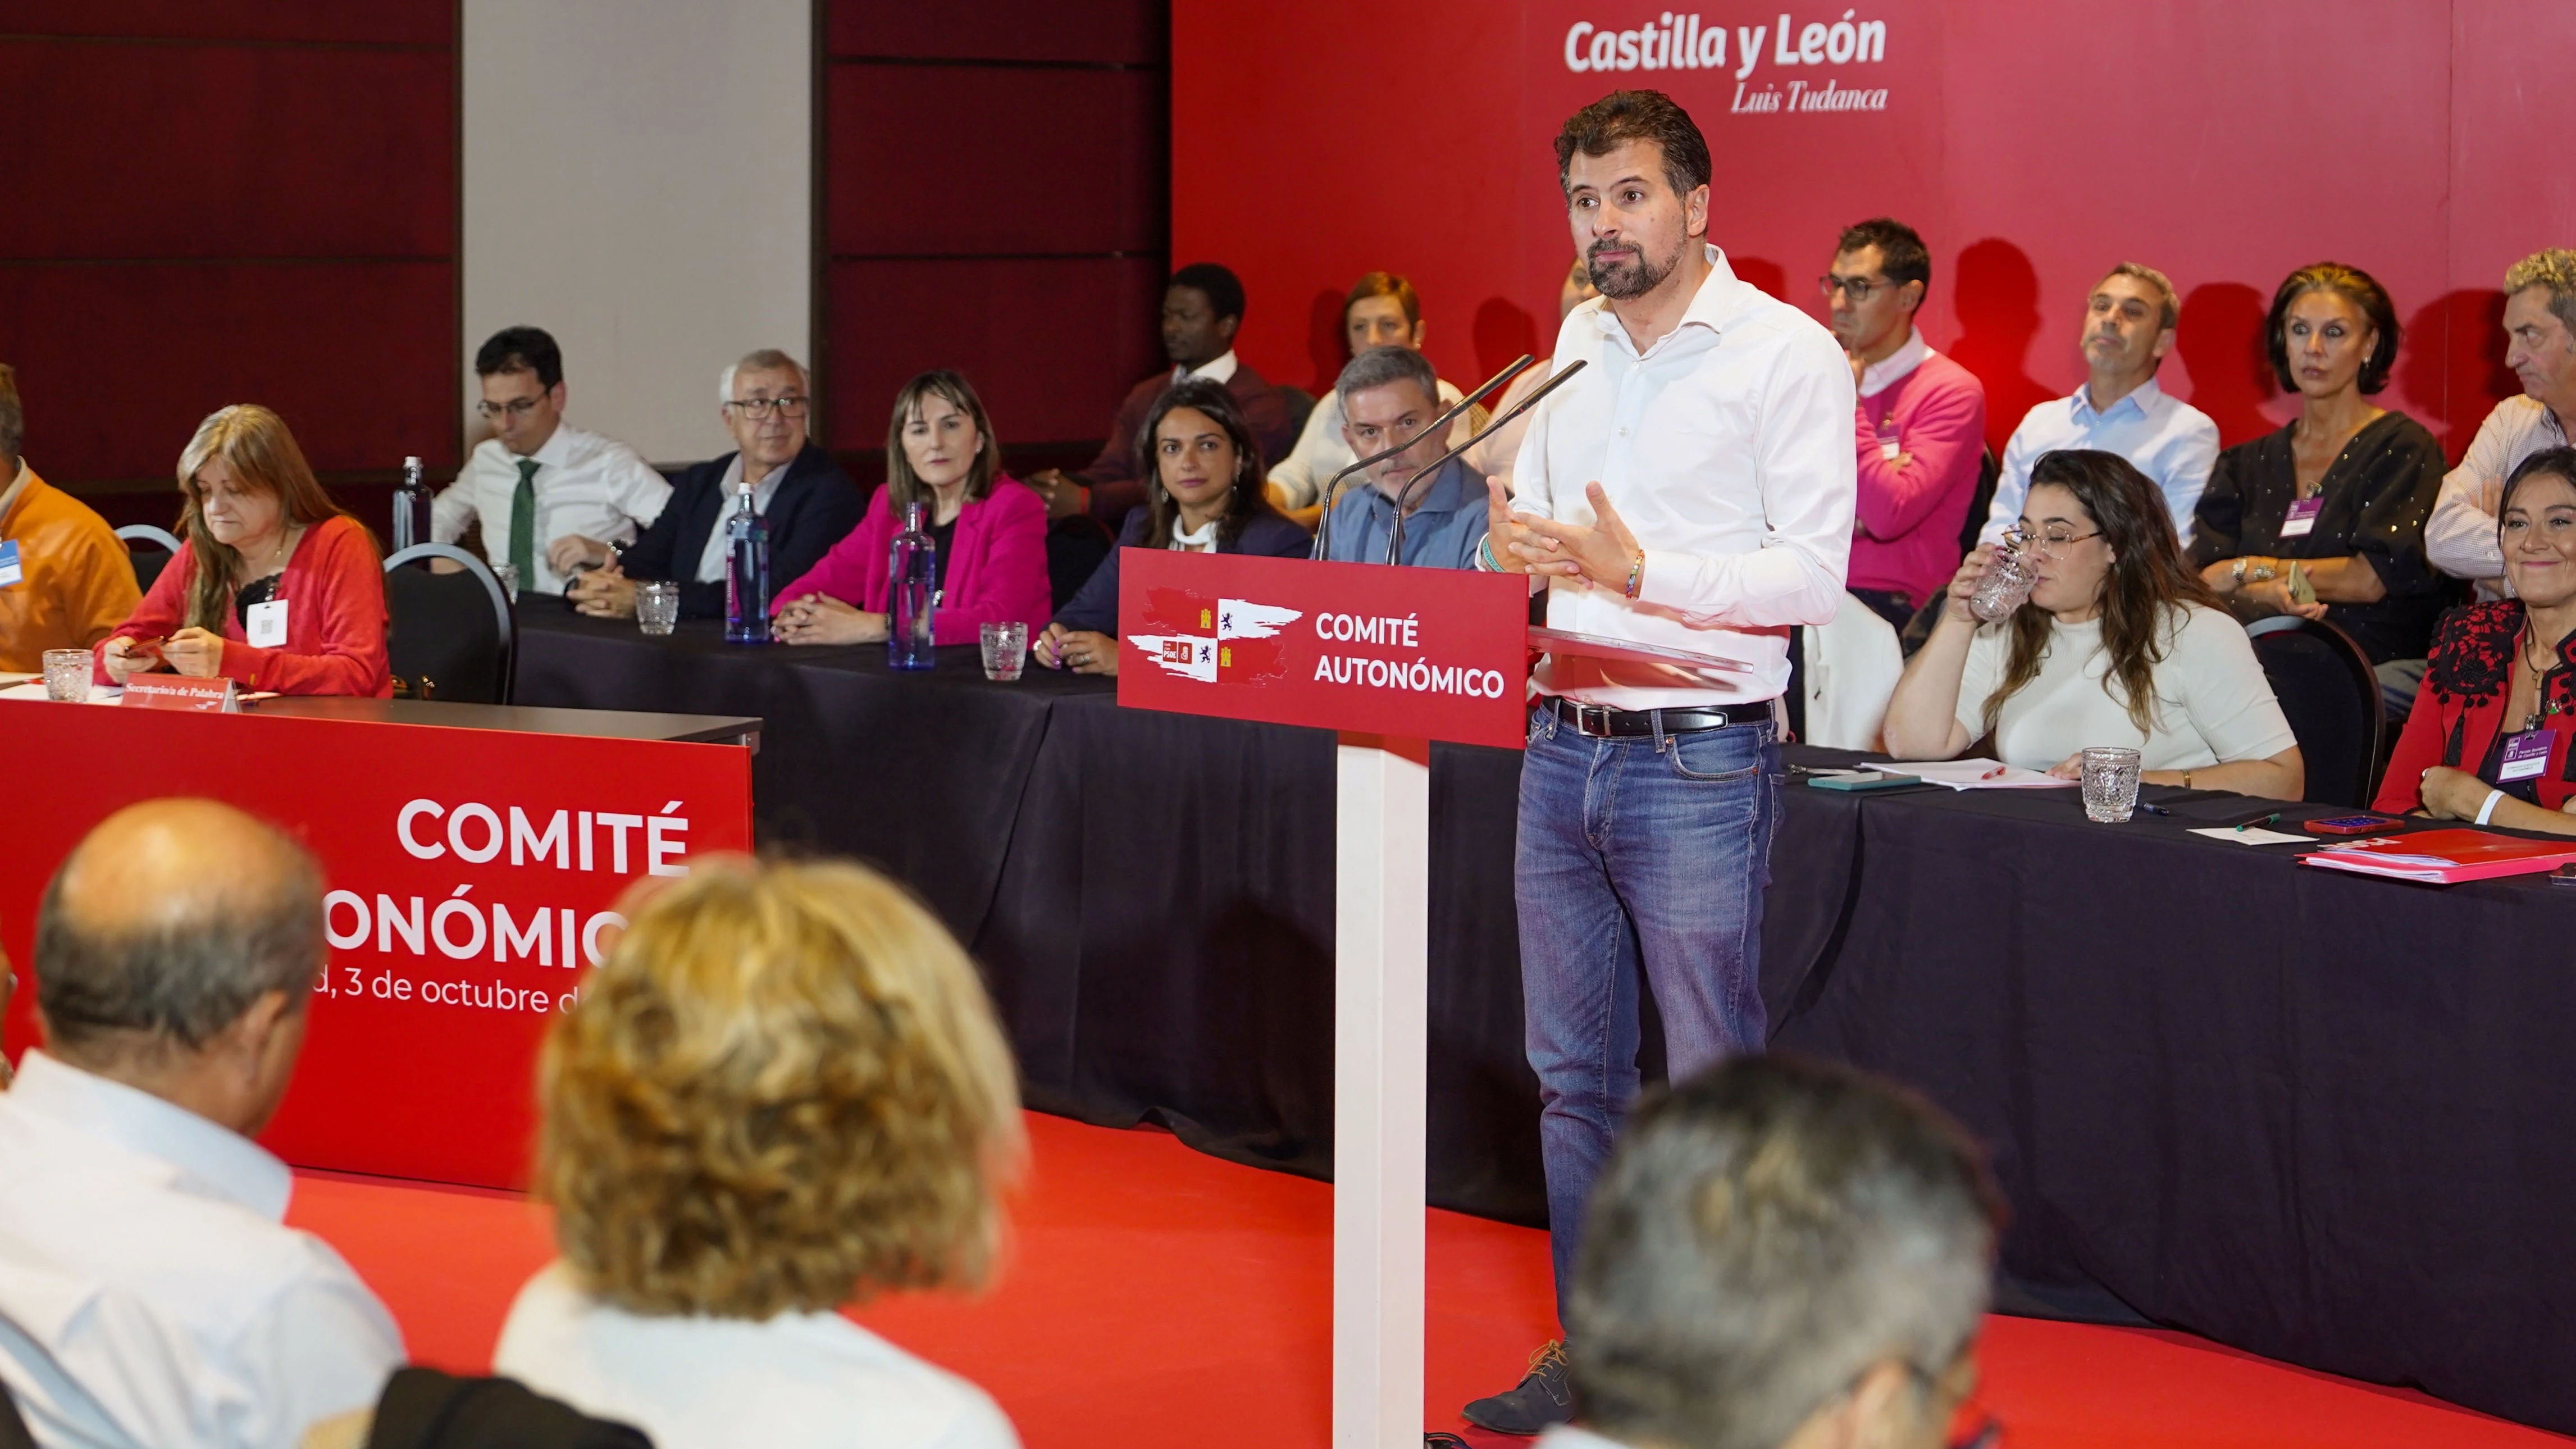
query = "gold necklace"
xmin=2522 ymin=624 xmax=2565 ymax=730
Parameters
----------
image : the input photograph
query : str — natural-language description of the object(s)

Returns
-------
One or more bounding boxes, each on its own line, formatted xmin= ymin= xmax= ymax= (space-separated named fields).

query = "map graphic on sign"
xmin=1129 ymin=593 xmax=1303 ymax=685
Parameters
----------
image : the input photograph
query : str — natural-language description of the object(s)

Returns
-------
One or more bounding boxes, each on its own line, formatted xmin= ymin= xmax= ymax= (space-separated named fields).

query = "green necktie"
xmin=508 ymin=457 xmax=540 ymax=584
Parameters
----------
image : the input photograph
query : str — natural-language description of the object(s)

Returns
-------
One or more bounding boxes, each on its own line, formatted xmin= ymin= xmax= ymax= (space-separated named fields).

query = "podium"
xmin=1119 ymin=549 xmax=1530 ymax=1448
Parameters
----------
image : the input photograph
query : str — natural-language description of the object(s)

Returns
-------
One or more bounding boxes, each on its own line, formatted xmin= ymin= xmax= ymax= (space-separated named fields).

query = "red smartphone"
xmin=2308 ymin=814 xmax=2398 ymax=835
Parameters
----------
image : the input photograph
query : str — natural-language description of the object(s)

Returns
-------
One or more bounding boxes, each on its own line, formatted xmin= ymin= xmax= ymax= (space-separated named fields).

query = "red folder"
xmin=2298 ymin=828 xmax=2576 ymax=884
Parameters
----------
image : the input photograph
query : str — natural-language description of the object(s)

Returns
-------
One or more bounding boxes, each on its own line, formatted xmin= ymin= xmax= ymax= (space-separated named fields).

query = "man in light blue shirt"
xmin=1978 ymin=263 xmax=2219 ymax=548
xmin=1316 ymin=346 xmax=1487 ymax=569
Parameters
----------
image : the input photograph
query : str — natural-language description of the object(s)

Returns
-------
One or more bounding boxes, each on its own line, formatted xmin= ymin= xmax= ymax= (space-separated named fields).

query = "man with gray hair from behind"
xmin=2425 ymin=248 xmax=2576 ymax=599
xmin=0 ymin=800 xmax=403 ymax=1449
xmin=1554 ymin=1054 xmax=2001 ymax=1449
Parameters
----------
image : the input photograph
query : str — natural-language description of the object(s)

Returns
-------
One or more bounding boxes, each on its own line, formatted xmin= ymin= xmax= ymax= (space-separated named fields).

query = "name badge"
xmin=1876 ymin=421 xmax=1902 ymax=463
xmin=0 ymin=540 xmax=20 ymax=587
xmin=2281 ymin=496 xmax=2324 ymax=538
xmin=2499 ymin=728 xmax=2555 ymax=782
xmin=247 ymin=598 xmax=289 ymax=649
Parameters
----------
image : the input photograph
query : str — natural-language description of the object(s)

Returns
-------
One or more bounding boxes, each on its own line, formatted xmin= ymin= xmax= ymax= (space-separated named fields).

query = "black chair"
xmin=2246 ymin=615 xmax=2384 ymax=806
xmin=1275 ymin=382 xmax=1316 ymax=446
xmin=0 ymin=1375 xmax=34 ymax=1449
xmin=382 ymin=543 xmax=515 ymax=703
xmin=113 ymin=523 xmax=183 ymax=593
xmin=1044 ymin=514 xmax=1115 ymax=612
xmin=1956 ymin=445 xmax=2000 ymax=563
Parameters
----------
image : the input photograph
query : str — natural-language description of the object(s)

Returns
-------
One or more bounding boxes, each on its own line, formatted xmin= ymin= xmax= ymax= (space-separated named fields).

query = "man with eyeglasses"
xmin=1823 ymin=218 xmax=1986 ymax=637
xmin=429 ymin=326 xmax=671 ymax=597
xmin=568 ymin=349 xmax=860 ymax=622
xmin=1977 ymin=263 xmax=2218 ymax=550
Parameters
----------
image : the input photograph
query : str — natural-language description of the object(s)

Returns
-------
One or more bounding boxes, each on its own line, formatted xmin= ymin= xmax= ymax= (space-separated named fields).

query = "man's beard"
xmin=1589 ymin=238 xmax=1680 ymax=300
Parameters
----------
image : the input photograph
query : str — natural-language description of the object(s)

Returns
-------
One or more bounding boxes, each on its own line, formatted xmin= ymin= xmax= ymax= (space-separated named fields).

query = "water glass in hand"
xmin=1968 ymin=526 xmax=2039 ymax=622
xmin=43 ymin=649 xmax=90 ymax=701
xmin=981 ymin=621 xmax=1028 ymax=681
xmin=2080 ymin=746 xmax=2143 ymax=823
xmin=636 ymin=581 xmax=681 ymax=636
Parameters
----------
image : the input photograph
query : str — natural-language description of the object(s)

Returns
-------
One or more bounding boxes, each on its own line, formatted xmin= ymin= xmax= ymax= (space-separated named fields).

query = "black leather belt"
xmin=1543 ymin=695 xmax=1771 ymax=737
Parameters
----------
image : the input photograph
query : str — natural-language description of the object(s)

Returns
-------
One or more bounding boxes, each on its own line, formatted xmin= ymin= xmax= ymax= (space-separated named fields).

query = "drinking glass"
xmin=1968 ymin=525 xmax=2038 ymax=622
xmin=490 ymin=561 xmax=521 ymax=604
xmin=981 ymin=621 xmax=1028 ymax=682
xmin=636 ymin=581 xmax=681 ymax=637
xmin=43 ymin=649 xmax=90 ymax=702
xmin=2080 ymin=746 xmax=2143 ymax=824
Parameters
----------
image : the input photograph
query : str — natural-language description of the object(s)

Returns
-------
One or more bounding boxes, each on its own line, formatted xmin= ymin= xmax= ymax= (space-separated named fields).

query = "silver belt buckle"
xmin=1577 ymin=702 xmax=1614 ymax=736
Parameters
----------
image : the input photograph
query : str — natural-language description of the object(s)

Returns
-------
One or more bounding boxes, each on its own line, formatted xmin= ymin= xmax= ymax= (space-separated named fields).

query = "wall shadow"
xmin=1304 ymin=288 xmax=1347 ymax=395
xmin=1731 ymin=254 xmax=1788 ymax=303
xmin=1947 ymin=238 xmax=2054 ymax=458
xmin=2175 ymin=281 xmax=2276 ymax=449
xmin=1472 ymin=295 xmax=1542 ymax=385
xmin=2398 ymin=288 xmax=2514 ymax=464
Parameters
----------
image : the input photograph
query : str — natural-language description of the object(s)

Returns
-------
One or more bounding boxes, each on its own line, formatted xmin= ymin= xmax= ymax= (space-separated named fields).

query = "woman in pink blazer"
xmin=772 ymin=371 xmax=1051 ymax=646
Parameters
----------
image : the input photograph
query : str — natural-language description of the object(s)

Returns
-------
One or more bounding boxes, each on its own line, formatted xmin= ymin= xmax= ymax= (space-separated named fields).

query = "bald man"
xmin=0 ymin=800 xmax=403 ymax=1449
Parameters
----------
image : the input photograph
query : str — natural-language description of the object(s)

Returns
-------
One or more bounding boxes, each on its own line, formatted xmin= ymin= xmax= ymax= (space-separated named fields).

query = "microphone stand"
xmin=1310 ymin=354 xmax=1533 ymax=562
xmin=1383 ymin=359 xmax=1589 ymax=566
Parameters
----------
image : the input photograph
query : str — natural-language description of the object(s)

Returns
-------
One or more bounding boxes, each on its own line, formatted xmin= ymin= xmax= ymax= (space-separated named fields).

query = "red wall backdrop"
xmin=0 ymin=2 xmax=459 ymax=529
xmin=822 ymin=0 xmax=1168 ymax=476
xmin=1174 ymin=0 xmax=2576 ymax=464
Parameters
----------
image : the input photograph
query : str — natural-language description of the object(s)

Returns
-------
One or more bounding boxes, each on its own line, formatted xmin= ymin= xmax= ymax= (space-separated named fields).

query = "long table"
xmin=513 ymin=606 xmax=2576 ymax=1436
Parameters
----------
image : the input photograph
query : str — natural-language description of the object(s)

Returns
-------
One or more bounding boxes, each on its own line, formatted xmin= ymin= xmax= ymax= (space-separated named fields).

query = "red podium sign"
xmin=1115 ymin=549 xmax=1530 ymax=748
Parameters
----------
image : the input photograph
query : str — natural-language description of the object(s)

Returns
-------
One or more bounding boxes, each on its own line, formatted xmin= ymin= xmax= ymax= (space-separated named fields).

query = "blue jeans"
xmin=1517 ymin=704 xmax=1781 ymax=1324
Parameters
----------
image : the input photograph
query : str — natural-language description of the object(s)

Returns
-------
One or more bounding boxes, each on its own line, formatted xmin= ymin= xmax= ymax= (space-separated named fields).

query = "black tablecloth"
xmin=514 ymin=607 xmax=2576 ymax=1434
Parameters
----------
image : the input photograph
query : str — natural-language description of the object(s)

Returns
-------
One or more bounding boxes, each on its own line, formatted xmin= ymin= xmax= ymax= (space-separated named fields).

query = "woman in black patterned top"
xmin=2188 ymin=262 xmax=2447 ymax=711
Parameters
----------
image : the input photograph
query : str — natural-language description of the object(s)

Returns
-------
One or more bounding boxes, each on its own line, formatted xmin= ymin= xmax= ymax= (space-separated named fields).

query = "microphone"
xmin=1383 ymin=358 xmax=1589 ymax=566
xmin=1310 ymin=355 xmax=1534 ymax=562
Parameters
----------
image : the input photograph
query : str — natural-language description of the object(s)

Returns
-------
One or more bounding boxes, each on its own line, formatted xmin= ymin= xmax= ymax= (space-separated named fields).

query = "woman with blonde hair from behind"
xmin=98 ymin=403 xmax=390 ymax=695
xmin=494 ymin=857 xmax=1026 ymax=1449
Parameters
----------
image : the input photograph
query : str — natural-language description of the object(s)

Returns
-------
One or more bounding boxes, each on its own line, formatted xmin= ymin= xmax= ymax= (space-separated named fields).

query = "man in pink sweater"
xmin=1824 ymin=218 xmax=1987 ymax=637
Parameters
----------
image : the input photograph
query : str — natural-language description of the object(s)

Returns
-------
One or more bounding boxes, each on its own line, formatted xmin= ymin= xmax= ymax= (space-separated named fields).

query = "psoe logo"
xmin=1128 ymin=598 xmax=1302 ymax=684
xmin=1561 ymin=11 xmax=1891 ymax=113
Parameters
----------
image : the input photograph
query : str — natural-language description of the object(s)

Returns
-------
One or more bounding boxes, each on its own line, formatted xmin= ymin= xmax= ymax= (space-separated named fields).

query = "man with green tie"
xmin=430 ymin=326 xmax=671 ymax=596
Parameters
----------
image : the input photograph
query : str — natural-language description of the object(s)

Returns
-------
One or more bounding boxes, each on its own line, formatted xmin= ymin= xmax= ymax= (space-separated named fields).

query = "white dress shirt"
xmin=0 ymin=1051 xmax=403 ymax=1449
xmin=691 ymin=454 xmax=793 ymax=584
xmin=1267 ymin=376 xmax=1472 ymax=509
xmin=495 ymin=1262 xmax=1020 ymax=1449
xmin=430 ymin=422 xmax=673 ymax=595
xmin=2425 ymin=394 xmax=2568 ymax=598
xmin=1510 ymin=245 xmax=1858 ymax=707
xmin=1855 ymin=326 xmax=1929 ymax=397
xmin=1979 ymin=377 xmax=2220 ymax=549
xmin=1178 ymin=350 xmax=1240 ymax=386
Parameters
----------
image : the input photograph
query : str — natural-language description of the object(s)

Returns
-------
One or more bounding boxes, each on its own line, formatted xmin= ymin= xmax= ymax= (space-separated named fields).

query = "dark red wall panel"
xmin=826 ymin=65 xmax=1165 ymax=257
xmin=827 ymin=257 xmax=1165 ymax=447
xmin=827 ymin=0 xmax=1162 ymax=66
xmin=3 ymin=3 xmax=450 ymax=45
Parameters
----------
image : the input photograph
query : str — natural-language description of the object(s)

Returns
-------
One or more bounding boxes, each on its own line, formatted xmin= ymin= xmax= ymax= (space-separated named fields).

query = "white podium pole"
xmin=1333 ymin=731 xmax=1432 ymax=1449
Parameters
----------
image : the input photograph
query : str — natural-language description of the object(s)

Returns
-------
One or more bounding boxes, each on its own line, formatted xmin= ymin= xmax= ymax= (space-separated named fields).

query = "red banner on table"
xmin=1116 ymin=549 xmax=1530 ymax=748
xmin=0 ymin=700 xmax=752 ymax=1189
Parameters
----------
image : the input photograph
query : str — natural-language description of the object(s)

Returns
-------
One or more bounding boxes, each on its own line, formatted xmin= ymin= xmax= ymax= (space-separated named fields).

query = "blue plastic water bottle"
xmin=723 ymin=480 xmax=770 ymax=644
xmin=888 ymin=500 xmax=937 ymax=670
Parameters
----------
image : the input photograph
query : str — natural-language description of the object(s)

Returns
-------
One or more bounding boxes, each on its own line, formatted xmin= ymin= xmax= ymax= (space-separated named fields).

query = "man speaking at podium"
xmin=1465 ymin=89 xmax=1857 ymax=1434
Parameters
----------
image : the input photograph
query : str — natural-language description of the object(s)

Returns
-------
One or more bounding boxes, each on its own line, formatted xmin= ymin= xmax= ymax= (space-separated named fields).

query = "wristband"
xmin=1623 ymin=550 xmax=1645 ymax=600
xmin=1476 ymin=534 xmax=1501 ymax=572
xmin=2475 ymin=788 xmax=2506 ymax=826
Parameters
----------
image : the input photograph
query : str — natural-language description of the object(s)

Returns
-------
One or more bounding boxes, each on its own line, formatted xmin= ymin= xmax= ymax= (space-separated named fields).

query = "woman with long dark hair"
xmin=1884 ymin=448 xmax=2302 ymax=797
xmin=98 ymin=404 xmax=389 ymax=696
xmin=1035 ymin=379 xmax=1308 ymax=675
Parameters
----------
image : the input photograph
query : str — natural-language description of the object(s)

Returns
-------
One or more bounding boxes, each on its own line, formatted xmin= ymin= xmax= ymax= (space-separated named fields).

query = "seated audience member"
xmin=2424 ymin=249 xmax=2576 ymax=599
xmin=1317 ymin=347 xmax=1487 ymax=569
xmin=1267 ymin=273 xmax=1478 ymax=520
xmin=772 ymin=371 xmax=1049 ymax=646
xmin=0 ymin=364 xmax=140 ymax=669
xmin=1980 ymin=264 xmax=2219 ymax=549
xmin=0 ymin=800 xmax=404 ymax=1448
xmin=430 ymin=327 xmax=671 ymax=598
xmin=1827 ymin=218 xmax=1988 ymax=634
xmin=2375 ymin=447 xmax=2576 ymax=833
xmin=99 ymin=406 xmax=390 ymax=697
xmin=1025 ymin=264 xmax=1293 ymax=526
xmin=1035 ymin=380 xmax=1309 ymax=675
xmin=1467 ymin=258 xmax=1600 ymax=493
xmin=2189 ymin=262 xmax=2446 ymax=717
xmin=1557 ymin=1054 xmax=2000 ymax=1449
xmin=569 ymin=350 xmax=858 ymax=622
xmin=492 ymin=858 xmax=1024 ymax=1449
xmin=1885 ymin=449 xmax=2303 ymax=796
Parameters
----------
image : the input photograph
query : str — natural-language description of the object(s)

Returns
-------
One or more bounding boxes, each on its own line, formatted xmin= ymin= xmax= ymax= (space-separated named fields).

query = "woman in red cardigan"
xmin=98 ymin=404 xmax=390 ymax=697
xmin=770 ymin=371 xmax=1049 ymax=646
xmin=2375 ymin=446 xmax=2576 ymax=831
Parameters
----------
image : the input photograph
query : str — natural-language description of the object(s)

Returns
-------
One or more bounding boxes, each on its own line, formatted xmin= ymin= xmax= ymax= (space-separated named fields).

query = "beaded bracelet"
xmin=1622 ymin=550 xmax=1644 ymax=600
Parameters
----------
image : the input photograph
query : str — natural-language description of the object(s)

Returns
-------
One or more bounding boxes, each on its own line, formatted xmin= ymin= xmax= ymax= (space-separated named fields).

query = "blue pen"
xmin=2136 ymin=800 xmax=2174 ymax=817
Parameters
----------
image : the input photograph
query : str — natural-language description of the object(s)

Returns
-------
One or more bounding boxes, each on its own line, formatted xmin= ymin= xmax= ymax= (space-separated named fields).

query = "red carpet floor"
xmin=287 ymin=1111 xmax=2569 ymax=1448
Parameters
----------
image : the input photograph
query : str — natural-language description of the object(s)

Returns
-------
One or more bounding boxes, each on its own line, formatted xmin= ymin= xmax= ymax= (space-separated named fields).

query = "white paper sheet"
xmin=1898 ymin=758 xmax=2076 ymax=790
xmin=2188 ymin=826 xmax=2318 ymax=846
